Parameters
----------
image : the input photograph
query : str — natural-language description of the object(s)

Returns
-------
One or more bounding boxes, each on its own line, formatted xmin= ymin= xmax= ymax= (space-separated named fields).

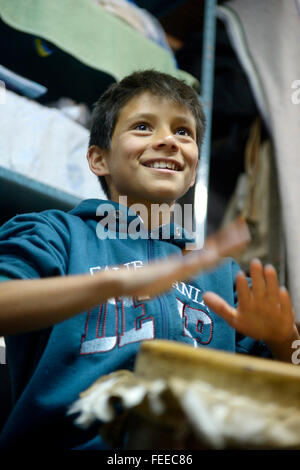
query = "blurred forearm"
xmin=0 ymin=272 xmax=119 ymax=336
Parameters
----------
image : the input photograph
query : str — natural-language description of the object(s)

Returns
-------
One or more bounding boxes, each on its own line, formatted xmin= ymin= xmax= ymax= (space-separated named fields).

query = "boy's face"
xmin=94 ymin=92 xmax=199 ymax=206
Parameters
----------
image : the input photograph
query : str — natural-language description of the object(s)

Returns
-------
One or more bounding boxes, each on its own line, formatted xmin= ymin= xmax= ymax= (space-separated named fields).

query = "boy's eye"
xmin=134 ymin=123 xmax=151 ymax=131
xmin=175 ymin=127 xmax=192 ymax=137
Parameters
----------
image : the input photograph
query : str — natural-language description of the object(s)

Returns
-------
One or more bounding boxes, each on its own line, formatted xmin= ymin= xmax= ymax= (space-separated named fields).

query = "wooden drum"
xmin=70 ymin=340 xmax=300 ymax=450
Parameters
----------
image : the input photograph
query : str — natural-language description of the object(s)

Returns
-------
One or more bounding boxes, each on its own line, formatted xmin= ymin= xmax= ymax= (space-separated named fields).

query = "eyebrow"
xmin=128 ymin=112 xmax=196 ymax=128
xmin=127 ymin=112 xmax=157 ymax=122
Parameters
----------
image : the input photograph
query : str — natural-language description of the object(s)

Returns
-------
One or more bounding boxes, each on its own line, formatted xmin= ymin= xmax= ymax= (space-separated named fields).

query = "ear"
xmin=87 ymin=145 xmax=110 ymax=176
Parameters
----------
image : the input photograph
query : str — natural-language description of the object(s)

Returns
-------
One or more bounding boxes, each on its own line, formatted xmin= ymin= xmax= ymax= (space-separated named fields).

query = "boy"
xmin=0 ymin=70 xmax=298 ymax=450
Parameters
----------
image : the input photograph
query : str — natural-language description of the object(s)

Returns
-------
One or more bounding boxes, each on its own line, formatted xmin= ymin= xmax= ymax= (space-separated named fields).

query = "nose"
xmin=152 ymin=130 xmax=179 ymax=153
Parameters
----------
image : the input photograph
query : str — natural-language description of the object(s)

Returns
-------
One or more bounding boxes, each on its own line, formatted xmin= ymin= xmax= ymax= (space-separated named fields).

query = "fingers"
xmin=116 ymin=249 xmax=221 ymax=298
xmin=249 ymin=259 xmax=280 ymax=304
xmin=180 ymin=249 xmax=220 ymax=274
xmin=204 ymin=217 xmax=251 ymax=258
xmin=202 ymin=292 xmax=237 ymax=327
xmin=235 ymin=271 xmax=251 ymax=310
xmin=264 ymin=263 xmax=280 ymax=304
xmin=279 ymin=286 xmax=295 ymax=320
xmin=150 ymin=249 xmax=221 ymax=289
xmin=249 ymin=258 xmax=266 ymax=299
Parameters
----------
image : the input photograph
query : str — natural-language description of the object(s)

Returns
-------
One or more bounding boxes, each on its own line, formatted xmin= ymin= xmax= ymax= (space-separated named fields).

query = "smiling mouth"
xmin=142 ymin=160 xmax=183 ymax=171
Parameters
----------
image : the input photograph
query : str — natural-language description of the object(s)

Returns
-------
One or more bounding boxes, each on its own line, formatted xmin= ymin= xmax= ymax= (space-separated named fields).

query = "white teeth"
xmin=148 ymin=161 xmax=178 ymax=170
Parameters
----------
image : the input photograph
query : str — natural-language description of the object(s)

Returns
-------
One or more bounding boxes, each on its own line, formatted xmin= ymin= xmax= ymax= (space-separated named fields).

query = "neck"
xmin=111 ymin=195 xmax=175 ymax=231
xmin=143 ymin=202 xmax=175 ymax=231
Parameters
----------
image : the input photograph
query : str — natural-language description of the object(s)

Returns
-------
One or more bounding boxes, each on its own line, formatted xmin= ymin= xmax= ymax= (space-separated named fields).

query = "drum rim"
xmin=135 ymin=339 xmax=300 ymax=383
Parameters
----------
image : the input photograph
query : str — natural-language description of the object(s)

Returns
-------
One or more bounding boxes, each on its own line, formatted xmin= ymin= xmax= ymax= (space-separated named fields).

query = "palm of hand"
xmin=203 ymin=259 xmax=295 ymax=343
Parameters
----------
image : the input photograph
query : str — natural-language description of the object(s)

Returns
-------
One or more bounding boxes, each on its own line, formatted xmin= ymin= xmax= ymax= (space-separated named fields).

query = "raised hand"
xmin=202 ymin=259 xmax=299 ymax=362
xmin=110 ymin=218 xmax=250 ymax=300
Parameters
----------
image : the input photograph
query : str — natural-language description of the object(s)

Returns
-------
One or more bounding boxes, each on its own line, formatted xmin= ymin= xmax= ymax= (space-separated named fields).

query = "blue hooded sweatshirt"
xmin=0 ymin=199 xmax=270 ymax=449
